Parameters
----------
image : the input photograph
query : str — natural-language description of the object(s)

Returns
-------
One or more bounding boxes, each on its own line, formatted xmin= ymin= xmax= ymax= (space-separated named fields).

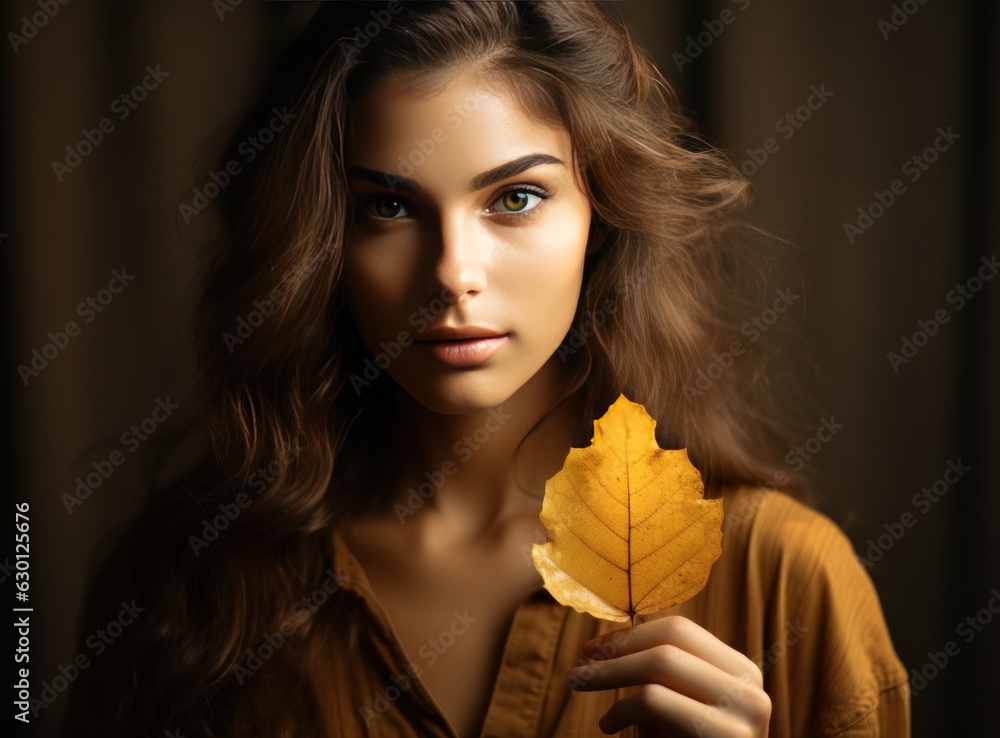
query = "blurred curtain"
xmin=3 ymin=1 xmax=309 ymax=734
xmin=4 ymin=1 xmax=997 ymax=736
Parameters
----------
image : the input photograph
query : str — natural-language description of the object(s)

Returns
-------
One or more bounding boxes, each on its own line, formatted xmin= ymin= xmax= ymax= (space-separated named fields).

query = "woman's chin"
xmin=392 ymin=375 xmax=522 ymax=417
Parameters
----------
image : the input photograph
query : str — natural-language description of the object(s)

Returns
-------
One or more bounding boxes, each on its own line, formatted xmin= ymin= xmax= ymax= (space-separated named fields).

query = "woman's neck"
xmin=382 ymin=354 xmax=587 ymax=542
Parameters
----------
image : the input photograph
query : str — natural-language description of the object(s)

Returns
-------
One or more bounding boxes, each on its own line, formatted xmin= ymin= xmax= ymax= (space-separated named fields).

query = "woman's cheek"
xmin=344 ymin=248 xmax=414 ymax=327
xmin=514 ymin=224 xmax=587 ymax=316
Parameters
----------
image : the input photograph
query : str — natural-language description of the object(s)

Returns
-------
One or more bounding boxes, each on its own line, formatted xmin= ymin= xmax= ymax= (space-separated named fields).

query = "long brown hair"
xmin=105 ymin=2 xmax=814 ymax=734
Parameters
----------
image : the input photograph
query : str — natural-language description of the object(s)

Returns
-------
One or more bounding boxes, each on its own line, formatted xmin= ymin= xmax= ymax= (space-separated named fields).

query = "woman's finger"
xmin=597 ymin=683 xmax=748 ymax=737
xmin=584 ymin=616 xmax=763 ymax=686
xmin=568 ymin=641 xmax=747 ymax=708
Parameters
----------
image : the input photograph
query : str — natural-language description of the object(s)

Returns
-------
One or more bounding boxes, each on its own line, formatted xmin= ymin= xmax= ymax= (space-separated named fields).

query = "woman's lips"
xmin=417 ymin=334 xmax=509 ymax=367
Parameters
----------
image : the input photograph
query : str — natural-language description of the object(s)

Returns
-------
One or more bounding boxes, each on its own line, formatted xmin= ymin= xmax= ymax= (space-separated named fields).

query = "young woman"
xmin=61 ymin=2 xmax=910 ymax=736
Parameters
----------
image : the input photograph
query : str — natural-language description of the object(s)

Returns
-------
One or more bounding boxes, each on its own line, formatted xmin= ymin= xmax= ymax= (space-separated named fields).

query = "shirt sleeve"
xmin=746 ymin=492 xmax=911 ymax=737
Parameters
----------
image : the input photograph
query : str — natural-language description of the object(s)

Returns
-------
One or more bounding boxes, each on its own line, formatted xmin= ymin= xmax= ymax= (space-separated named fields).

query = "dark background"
xmin=3 ymin=1 xmax=997 ymax=735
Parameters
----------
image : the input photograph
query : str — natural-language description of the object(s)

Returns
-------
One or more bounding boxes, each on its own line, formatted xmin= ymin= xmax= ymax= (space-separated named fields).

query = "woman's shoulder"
xmin=716 ymin=484 xmax=894 ymax=627
xmin=708 ymin=485 xmax=912 ymax=735
xmin=720 ymin=484 xmax=861 ymax=575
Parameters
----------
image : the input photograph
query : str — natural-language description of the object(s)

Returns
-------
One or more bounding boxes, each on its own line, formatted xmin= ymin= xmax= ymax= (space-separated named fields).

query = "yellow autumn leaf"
xmin=531 ymin=394 xmax=724 ymax=624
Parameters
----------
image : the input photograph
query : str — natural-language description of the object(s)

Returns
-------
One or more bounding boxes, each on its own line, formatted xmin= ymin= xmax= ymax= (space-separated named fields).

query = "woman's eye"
xmin=358 ymin=185 xmax=549 ymax=223
xmin=362 ymin=196 xmax=411 ymax=221
xmin=486 ymin=186 xmax=549 ymax=217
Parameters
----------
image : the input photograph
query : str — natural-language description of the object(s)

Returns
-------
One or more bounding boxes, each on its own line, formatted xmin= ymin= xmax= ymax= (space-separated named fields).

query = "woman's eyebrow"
xmin=346 ymin=153 xmax=565 ymax=195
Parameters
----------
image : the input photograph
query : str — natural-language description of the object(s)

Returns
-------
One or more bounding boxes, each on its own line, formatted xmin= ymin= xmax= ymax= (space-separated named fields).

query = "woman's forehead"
xmin=345 ymin=71 xmax=574 ymax=190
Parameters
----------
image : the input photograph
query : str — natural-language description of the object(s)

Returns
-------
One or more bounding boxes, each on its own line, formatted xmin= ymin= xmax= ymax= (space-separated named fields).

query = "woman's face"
xmin=343 ymin=70 xmax=593 ymax=414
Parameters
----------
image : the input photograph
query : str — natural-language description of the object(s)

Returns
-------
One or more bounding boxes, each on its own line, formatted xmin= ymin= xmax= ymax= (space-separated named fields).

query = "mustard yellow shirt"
xmin=311 ymin=487 xmax=911 ymax=737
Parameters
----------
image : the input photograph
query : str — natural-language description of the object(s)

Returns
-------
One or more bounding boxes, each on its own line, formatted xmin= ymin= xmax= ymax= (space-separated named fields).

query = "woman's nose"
xmin=425 ymin=211 xmax=488 ymax=301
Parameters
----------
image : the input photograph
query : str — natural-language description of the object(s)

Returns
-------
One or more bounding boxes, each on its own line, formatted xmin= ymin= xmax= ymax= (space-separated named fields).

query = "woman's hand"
xmin=565 ymin=616 xmax=771 ymax=737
